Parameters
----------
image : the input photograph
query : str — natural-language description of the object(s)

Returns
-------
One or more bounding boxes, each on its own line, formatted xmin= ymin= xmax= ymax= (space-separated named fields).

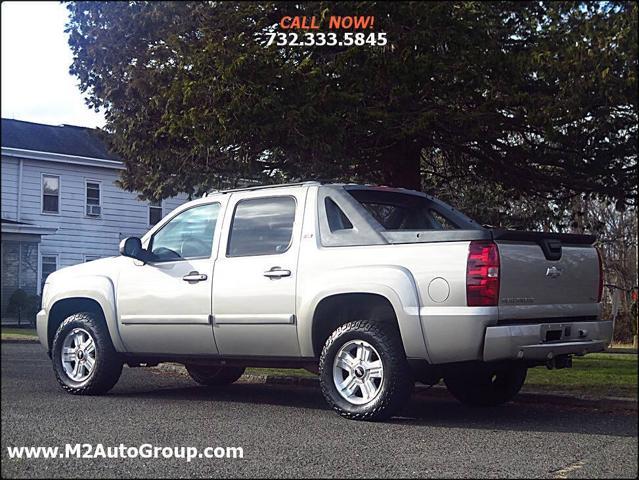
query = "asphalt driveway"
xmin=1 ymin=342 xmax=637 ymax=478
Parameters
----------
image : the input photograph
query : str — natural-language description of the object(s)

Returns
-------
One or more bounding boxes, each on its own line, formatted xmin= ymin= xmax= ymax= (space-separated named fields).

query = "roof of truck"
xmin=206 ymin=181 xmax=320 ymax=195
xmin=205 ymin=181 xmax=426 ymax=196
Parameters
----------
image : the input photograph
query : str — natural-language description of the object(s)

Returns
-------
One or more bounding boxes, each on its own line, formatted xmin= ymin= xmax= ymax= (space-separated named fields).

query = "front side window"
xmin=42 ymin=175 xmax=60 ymax=213
xmin=41 ymin=255 xmax=58 ymax=291
xmin=227 ymin=197 xmax=296 ymax=257
xmin=150 ymin=203 xmax=220 ymax=262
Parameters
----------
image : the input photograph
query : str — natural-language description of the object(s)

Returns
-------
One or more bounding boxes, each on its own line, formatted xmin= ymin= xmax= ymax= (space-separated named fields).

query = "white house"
xmin=1 ymin=118 xmax=187 ymax=315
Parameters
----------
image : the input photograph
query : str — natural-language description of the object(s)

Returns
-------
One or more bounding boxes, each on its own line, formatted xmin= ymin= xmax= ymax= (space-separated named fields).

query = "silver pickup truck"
xmin=37 ymin=182 xmax=612 ymax=420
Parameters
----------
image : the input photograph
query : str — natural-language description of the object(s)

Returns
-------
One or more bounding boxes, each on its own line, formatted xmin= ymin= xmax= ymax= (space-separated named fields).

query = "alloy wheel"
xmin=61 ymin=327 xmax=96 ymax=383
xmin=332 ymin=340 xmax=384 ymax=405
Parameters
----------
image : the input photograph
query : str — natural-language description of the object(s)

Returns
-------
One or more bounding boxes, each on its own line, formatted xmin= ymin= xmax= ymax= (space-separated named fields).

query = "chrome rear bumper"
xmin=483 ymin=320 xmax=613 ymax=362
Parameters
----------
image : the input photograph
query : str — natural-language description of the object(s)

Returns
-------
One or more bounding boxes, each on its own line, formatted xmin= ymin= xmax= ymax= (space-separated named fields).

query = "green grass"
xmin=1 ymin=327 xmax=37 ymax=339
xmin=250 ymin=353 xmax=638 ymax=400
xmin=524 ymin=353 xmax=637 ymax=399
xmin=246 ymin=367 xmax=316 ymax=378
xmin=2 ymin=328 xmax=634 ymax=399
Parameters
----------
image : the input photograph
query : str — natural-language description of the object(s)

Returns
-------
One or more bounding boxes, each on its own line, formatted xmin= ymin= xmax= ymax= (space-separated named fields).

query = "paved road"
xmin=2 ymin=343 xmax=637 ymax=479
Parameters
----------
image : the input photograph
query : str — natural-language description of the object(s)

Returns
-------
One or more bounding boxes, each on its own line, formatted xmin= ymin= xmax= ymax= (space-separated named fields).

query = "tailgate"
xmin=493 ymin=230 xmax=602 ymax=322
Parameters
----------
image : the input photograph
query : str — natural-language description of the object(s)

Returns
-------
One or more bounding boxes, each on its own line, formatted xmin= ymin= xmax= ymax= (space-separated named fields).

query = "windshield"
xmin=347 ymin=189 xmax=460 ymax=231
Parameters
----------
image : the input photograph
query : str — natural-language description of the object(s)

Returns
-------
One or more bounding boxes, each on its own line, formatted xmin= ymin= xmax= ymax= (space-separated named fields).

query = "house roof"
xmin=1 ymin=219 xmax=28 ymax=225
xmin=1 ymin=218 xmax=58 ymax=236
xmin=1 ymin=118 xmax=119 ymax=161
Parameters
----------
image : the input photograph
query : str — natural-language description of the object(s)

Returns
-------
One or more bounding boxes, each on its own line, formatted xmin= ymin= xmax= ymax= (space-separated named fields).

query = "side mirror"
xmin=119 ymin=237 xmax=154 ymax=263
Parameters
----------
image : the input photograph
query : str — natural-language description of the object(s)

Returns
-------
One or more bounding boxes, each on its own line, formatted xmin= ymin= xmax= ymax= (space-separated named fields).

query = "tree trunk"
xmin=380 ymin=143 xmax=422 ymax=191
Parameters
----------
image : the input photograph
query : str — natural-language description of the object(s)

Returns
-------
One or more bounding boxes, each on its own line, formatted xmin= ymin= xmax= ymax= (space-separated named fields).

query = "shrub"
xmin=7 ymin=289 xmax=41 ymax=326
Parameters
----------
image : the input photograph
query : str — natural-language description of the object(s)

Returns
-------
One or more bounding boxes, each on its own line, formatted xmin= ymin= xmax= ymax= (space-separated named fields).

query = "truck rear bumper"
xmin=483 ymin=320 xmax=613 ymax=362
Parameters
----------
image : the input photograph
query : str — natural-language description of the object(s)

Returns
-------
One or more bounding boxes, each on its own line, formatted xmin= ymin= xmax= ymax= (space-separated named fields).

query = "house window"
xmin=84 ymin=255 xmax=100 ymax=263
xmin=42 ymin=175 xmax=60 ymax=214
xmin=149 ymin=200 xmax=163 ymax=226
xmin=41 ymin=255 xmax=58 ymax=291
xmin=85 ymin=181 xmax=101 ymax=217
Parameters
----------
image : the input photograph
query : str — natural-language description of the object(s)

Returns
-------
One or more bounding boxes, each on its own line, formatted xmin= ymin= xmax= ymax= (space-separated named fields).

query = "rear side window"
xmin=347 ymin=190 xmax=459 ymax=230
xmin=227 ymin=197 xmax=296 ymax=257
xmin=325 ymin=198 xmax=353 ymax=232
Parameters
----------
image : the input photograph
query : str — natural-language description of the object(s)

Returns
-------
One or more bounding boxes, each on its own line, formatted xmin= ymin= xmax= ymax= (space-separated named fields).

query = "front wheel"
xmin=51 ymin=312 xmax=123 ymax=395
xmin=444 ymin=364 xmax=527 ymax=406
xmin=319 ymin=320 xmax=413 ymax=421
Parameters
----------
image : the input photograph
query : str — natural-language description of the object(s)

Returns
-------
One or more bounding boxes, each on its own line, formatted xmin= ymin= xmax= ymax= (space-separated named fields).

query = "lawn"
xmin=524 ymin=353 xmax=637 ymax=399
xmin=249 ymin=353 xmax=638 ymax=399
xmin=246 ymin=367 xmax=316 ymax=378
xmin=3 ymin=328 xmax=635 ymax=399
xmin=1 ymin=327 xmax=37 ymax=340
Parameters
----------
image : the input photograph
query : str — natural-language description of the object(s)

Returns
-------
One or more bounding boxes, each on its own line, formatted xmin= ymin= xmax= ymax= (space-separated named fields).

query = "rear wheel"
xmin=185 ymin=364 xmax=245 ymax=386
xmin=319 ymin=320 xmax=413 ymax=421
xmin=51 ymin=312 xmax=123 ymax=395
xmin=444 ymin=363 xmax=527 ymax=406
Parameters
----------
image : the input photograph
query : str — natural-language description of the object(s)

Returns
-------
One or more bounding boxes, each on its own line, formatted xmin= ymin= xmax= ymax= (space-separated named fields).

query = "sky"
xmin=1 ymin=1 xmax=105 ymax=128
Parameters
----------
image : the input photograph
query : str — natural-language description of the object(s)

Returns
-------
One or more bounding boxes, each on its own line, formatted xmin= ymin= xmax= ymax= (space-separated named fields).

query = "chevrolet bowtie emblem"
xmin=545 ymin=266 xmax=562 ymax=278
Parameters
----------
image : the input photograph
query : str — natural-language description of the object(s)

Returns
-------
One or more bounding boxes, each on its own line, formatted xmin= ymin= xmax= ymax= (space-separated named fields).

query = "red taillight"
xmin=466 ymin=241 xmax=500 ymax=306
xmin=596 ymin=247 xmax=604 ymax=302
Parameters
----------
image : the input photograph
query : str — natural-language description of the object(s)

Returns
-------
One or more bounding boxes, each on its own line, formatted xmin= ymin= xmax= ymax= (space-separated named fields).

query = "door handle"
xmin=182 ymin=271 xmax=208 ymax=282
xmin=263 ymin=267 xmax=291 ymax=278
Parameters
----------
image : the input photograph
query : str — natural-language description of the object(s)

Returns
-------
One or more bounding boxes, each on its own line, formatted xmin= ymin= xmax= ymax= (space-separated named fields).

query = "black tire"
xmin=319 ymin=320 xmax=413 ymax=421
xmin=414 ymin=371 xmax=441 ymax=387
xmin=415 ymin=377 xmax=442 ymax=387
xmin=51 ymin=312 xmax=123 ymax=395
xmin=444 ymin=363 xmax=527 ymax=406
xmin=185 ymin=364 xmax=245 ymax=386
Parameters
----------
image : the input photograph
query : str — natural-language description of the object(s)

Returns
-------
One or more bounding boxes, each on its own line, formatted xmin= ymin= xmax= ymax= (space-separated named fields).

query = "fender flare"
xmin=298 ymin=265 xmax=430 ymax=361
xmin=46 ymin=275 xmax=126 ymax=352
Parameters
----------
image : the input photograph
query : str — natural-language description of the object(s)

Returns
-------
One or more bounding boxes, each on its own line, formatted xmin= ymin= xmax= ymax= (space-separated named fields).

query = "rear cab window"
xmin=346 ymin=189 xmax=460 ymax=230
